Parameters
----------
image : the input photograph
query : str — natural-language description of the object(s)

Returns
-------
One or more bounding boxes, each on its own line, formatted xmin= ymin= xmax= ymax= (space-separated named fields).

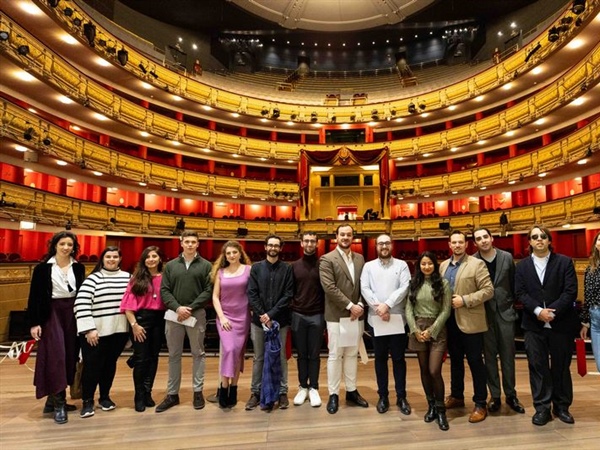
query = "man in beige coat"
xmin=319 ymin=224 xmax=367 ymax=414
xmin=440 ymin=230 xmax=494 ymax=423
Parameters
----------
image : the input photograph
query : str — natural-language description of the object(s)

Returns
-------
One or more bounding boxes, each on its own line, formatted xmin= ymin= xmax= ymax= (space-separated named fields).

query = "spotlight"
xmin=371 ymin=109 xmax=379 ymax=120
xmin=261 ymin=107 xmax=269 ymax=116
xmin=73 ymin=17 xmax=82 ymax=27
xmin=329 ymin=115 xmax=336 ymax=123
xmin=42 ymin=136 xmax=52 ymax=146
xmin=0 ymin=31 xmax=9 ymax=41
xmin=408 ymin=102 xmax=417 ymax=114
xmin=580 ymin=81 xmax=588 ymax=91
xmin=149 ymin=69 xmax=158 ymax=79
xmin=548 ymin=27 xmax=560 ymax=42
xmin=390 ymin=108 xmax=397 ymax=117
xmin=63 ymin=7 xmax=73 ymax=17
xmin=83 ymin=22 xmax=96 ymax=46
xmin=65 ymin=220 xmax=72 ymax=230
xmin=350 ymin=114 xmax=356 ymax=122
xmin=290 ymin=113 xmax=298 ymax=120
xmin=138 ymin=62 xmax=147 ymax=74
xmin=109 ymin=217 xmax=117 ymax=225
xmin=310 ymin=112 xmax=318 ymax=122
xmin=572 ymin=0 xmax=586 ymax=15
xmin=17 ymin=45 xmax=30 ymax=56
xmin=575 ymin=17 xmax=583 ymax=27
xmin=418 ymin=102 xmax=426 ymax=111
xmin=106 ymin=45 xmax=116 ymax=55
xmin=272 ymin=108 xmax=280 ymax=119
xmin=48 ymin=0 xmax=59 ymax=8
xmin=24 ymin=127 xmax=35 ymax=141
xmin=98 ymin=39 xmax=107 ymax=47
xmin=585 ymin=146 xmax=592 ymax=157
xmin=117 ymin=48 xmax=128 ymax=66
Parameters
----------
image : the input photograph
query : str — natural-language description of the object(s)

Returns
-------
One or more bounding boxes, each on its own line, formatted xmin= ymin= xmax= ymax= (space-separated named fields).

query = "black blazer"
xmin=515 ymin=252 xmax=578 ymax=335
xmin=27 ymin=261 xmax=86 ymax=327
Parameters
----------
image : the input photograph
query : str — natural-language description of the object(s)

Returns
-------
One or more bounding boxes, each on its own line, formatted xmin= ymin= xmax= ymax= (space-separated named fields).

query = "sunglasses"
xmin=531 ymin=233 xmax=548 ymax=240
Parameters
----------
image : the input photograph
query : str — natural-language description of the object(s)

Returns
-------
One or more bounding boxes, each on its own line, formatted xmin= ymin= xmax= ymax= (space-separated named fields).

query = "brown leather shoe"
xmin=444 ymin=396 xmax=465 ymax=409
xmin=468 ymin=405 xmax=488 ymax=423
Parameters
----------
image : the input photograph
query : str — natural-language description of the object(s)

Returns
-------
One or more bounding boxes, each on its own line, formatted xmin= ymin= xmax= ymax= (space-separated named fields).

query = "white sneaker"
xmin=293 ymin=388 xmax=308 ymax=406
xmin=308 ymin=388 xmax=322 ymax=407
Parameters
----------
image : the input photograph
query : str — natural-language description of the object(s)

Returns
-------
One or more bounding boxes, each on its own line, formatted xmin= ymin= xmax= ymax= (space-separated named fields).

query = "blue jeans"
xmin=590 ymin=307 xmax=600 ymax=372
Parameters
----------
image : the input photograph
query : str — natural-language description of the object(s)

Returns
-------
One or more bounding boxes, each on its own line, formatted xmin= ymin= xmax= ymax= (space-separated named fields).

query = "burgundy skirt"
xmin=33 ymin=297 xmax=78 ymax=399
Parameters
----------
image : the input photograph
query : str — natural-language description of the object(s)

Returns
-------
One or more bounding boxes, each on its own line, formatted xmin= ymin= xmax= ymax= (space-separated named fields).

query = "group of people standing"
xmin=26 ymin=225 xmax=599 ymax=430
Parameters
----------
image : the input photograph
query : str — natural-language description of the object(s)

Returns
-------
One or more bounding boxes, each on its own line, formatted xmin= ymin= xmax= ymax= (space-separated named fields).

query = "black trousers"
xmin=131 ymin=310 xmax=165 ymax=394
xmin=372 ymin=331 xmax=408 ymax=398
xmin=524 ymin=328 xmax=574 ymax=413
xmin=447 ymin=311 xmax=488 ymax=406
xmin=80 ymin=332 xmax=128 ymax=401
xmin=291 ymin=311 xmax=325 ymax=389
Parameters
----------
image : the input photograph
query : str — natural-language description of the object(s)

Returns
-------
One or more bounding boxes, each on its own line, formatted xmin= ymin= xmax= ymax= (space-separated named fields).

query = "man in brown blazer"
xmin=319 ymin=224 xmax=367 ymax=414
xmin=440 ymin=230 xmax=494 ymax=423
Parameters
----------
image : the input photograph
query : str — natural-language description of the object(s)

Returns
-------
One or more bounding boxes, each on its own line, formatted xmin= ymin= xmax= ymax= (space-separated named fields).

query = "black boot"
xmin=219 ymin=384 xmax=229 ymax=408
xmin=424 ymin=397 xmax=437 ymax=423
xmin=435 ymin=401 xmax=449 ymax=431
xmin=133 ymin=367 xmax=146 ymax=412
xmin=228 ymin=385 xmax=238 ymax=407
xmin=144 ymin=360 xmax=157 ymax=407
xmin=53 ymin=393 xmax=68 ymax=424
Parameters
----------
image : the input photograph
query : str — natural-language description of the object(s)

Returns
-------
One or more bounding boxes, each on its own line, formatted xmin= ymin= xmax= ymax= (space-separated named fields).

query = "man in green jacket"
xmin=156 ymin=230 xmax=213 ymax=413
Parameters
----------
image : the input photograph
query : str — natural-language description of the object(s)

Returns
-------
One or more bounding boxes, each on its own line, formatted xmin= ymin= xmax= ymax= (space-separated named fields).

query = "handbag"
xmin=575 ymin=338 xmax=587 ymax=377
xmin=70 ymin=360 xmax=84 ymax=399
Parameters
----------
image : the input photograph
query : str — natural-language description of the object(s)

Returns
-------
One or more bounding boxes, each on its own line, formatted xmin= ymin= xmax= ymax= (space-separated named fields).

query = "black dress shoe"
xmin=397 ymin=397 xmax=411 ymax=415
xmin=552 ymin=408 xmax=575 ymax=424
xmin=376 ymin=396 xmax=389 ymax=414
xmin=155 ymin=394 xmax=180 ymax=413
xmin=488 ymin=397 xmax=501 ymax=413
xmin=506 ymin=396 xmax=525 ymax=414
xmin=346 ymin=390 xmax=368 ymax=408
xmin=327 ymin=394 xmax=339 ymax=414
xmin=532 ymin=409 xmax=552 ymax=426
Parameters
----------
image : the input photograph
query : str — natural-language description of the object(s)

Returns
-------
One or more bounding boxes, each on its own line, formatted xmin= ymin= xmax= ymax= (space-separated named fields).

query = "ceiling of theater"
xmin=118 ymin=0 xmax=539 ymax=33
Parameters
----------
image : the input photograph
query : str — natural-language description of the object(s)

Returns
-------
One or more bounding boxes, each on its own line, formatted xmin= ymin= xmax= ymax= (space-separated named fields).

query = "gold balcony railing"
xmin=30 ymin=0 xmax=599 ymax=122
xmin=0 ymin=4 xmax=598 ymax=162
xmin=1 ymin=181 xmax=598 ymax=240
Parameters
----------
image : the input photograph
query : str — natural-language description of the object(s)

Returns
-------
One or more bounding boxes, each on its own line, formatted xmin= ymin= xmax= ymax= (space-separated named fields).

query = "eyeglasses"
xmin=266 ymin=244 xmax=281 ymax=248
xmin=531 ymin=233 xmax=548 ymax=240
xmin=377 ymin=242 xmax=392 ymax=247
xmin=302 ymin=239 xmax=317 ymax=244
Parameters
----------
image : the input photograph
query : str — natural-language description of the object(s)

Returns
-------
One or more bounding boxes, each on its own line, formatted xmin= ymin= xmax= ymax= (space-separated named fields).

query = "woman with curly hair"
xmin=28 ymin=231 xmax=86 ymax=424
xmin=406 ymin=251 xmax=452 ymax=430
xmin=121 ymin=246 xmax=166 ymax=412
xmin=210 ymin=240 xmax=252 ymax=408
xmin=580 ymin=231 xmax=600 ymax=372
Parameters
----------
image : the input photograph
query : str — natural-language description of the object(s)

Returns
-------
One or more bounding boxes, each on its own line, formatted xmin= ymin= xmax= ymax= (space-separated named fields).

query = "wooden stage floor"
xmin=0 ymin=355 xmax=599 ymax=449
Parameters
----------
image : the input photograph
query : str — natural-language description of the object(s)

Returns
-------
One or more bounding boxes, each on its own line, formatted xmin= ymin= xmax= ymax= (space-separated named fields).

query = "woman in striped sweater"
xmin=74 ymin=246 xmax=130 ymax=418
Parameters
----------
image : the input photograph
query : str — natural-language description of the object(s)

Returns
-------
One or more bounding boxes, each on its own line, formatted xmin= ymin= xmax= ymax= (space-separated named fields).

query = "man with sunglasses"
xmin=515 ymin=225 xmax=578 ymax=426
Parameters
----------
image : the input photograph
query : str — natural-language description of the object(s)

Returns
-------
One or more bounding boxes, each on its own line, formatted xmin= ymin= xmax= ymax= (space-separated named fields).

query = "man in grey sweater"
xmin=156 ymin=230 xmax=213 ymax=413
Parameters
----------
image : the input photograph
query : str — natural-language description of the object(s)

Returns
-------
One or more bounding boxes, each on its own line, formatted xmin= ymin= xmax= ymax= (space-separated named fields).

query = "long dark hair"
xmin=408 ymin=251 xmax=444 ymax=304
xmin=211 ymin=240 xmax=251 ymax=283
xmin=130 ymin=246 xmax=164 ymax=296
xmin=590 ymin=230 xmax=600 ymax=272
xmin=92 ymin=246 xmax=121 ymax=273
xmin=43 ymin=231 xmax=80 ymax=262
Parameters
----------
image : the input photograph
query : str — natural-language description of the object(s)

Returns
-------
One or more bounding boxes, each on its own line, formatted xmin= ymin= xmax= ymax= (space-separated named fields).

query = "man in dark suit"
xmin=440 ymin=230 xmax=494 ymax=423
xmin=319 ymin=224 xmax=367 ymax=414
xmin=473 ymin=228 xmax=525 ymax=414
xmin=515 ymin=225 xmax=578 ymax=426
